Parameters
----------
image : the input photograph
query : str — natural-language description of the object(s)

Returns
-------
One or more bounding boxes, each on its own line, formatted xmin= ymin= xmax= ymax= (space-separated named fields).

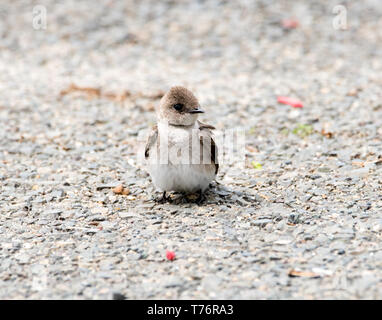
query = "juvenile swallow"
xmin=145 ymin=86 xmax=218 ymax=203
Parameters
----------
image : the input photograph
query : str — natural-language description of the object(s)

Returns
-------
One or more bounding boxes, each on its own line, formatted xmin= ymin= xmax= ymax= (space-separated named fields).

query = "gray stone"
xmin=251 ymin=219 xmax=273 ymax=227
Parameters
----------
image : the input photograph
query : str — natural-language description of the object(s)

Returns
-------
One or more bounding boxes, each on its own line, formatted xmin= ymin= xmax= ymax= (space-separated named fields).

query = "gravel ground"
xmin=0 ymin=0 xmax=382 ymax=299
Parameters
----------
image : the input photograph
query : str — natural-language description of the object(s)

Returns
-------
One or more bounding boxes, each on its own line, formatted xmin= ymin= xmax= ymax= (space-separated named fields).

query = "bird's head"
xmin=158 ymin=86 xmax=204 ymax=126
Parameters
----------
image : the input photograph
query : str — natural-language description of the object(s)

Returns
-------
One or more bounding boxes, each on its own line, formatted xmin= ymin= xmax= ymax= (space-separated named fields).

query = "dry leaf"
xmin=288 ymin=269 xmax=320 ymax=278
xmin=60 ymin=84 xmax=163 ymax=103
xmin=103 ymin=90 xmax=131 ymax=102
xmin=321 ymin=129 xmax=333 ymax=138
xmin=143 ymin=90 xmax=165 ymax=99
xmin=60 ymin=84 xmax=101 ymax=99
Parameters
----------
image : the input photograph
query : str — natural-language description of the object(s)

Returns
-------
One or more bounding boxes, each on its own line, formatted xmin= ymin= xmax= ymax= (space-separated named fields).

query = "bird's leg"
xmin=196 ymin=189 xmax=206 ymax=205
xmin=156 ymin=191 xmax=169 ymax=203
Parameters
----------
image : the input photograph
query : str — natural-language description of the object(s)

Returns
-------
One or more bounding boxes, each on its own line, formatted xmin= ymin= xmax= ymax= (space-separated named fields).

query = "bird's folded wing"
xmin=144 ymin=125 xmax=158 ymax=158
xmin=197 ymin=120 xmax=215 ymax=130
xmin=198 ymin=121 xmax=219 ymax=174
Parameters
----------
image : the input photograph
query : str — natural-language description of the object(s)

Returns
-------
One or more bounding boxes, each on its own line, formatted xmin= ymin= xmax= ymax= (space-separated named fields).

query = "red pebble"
xmin=281 ymin=19 xmax=299 ymax=29
xmin=277 ymin=96 xmax=304 ymax=108
xmin=166 ymin=250 xmax=176 ymax=261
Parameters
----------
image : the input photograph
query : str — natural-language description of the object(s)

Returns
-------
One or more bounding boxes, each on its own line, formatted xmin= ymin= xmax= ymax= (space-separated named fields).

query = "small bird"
xmin=145 ymin=86 xmax=218 ymax=203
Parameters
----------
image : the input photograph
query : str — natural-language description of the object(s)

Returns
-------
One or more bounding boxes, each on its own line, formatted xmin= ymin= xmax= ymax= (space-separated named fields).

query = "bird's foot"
xmin=196 ymin=190 xmax=206 ymax=205
xmin=155 ymin=191 xmax=171 ymax=204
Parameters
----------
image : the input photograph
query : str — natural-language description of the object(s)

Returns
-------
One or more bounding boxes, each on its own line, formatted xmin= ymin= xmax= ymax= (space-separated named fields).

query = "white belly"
xmin=148 ymin=163 xmax=215 ymax=193
xmin=146 ymin=122 xmax=216 ymax=193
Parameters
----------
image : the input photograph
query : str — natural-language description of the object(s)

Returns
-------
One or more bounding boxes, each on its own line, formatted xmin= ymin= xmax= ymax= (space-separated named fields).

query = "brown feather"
xmin=198 ymin=121 xmax=219 ymax=174
xmin=197 ymin=120 xmax=216 ymax=130
xmin=144 ymin=125 xmax=158 ymax=158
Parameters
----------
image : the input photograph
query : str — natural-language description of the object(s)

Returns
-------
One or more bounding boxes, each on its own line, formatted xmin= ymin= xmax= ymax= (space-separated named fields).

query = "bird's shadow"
xmin=152 ymin=182 xmax=259 ymax=207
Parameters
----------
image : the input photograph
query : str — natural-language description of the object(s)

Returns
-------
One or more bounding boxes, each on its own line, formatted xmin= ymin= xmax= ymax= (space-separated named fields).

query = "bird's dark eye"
xmin=173 ymin=103 xmax=184 ymax=111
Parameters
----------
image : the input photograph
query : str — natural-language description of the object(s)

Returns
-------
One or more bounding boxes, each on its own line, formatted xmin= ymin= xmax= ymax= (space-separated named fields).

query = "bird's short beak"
xmin=188 ymin=108 xmax=204 ymax=114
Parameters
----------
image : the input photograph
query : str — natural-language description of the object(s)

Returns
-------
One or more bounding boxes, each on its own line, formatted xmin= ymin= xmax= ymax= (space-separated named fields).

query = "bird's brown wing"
xmin=144 ymin=125 xmax=158 ymax=159
xmin=197 ymin=120 xmax=215 ymax=130
xmin=198 ymin=121 xmax=219 ymax=174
